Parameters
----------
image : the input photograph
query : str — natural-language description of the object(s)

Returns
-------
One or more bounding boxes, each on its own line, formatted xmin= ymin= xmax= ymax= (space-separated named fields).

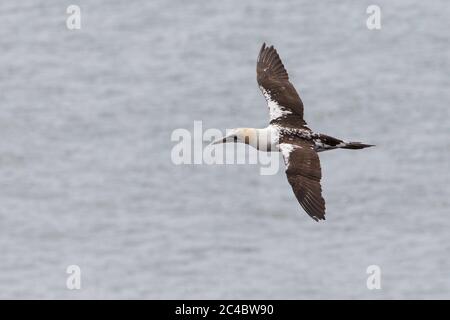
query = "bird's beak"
xmin=210 ymin=137 xmax=228 ymax=145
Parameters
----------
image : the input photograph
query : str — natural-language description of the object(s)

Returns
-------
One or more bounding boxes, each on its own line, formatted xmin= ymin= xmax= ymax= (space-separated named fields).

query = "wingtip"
xmin=259 ymin=42 xmax=280 ymax=52
xmin=258 ymin=42 xmax=279 ymax=64
xmin=312 ymin=215 xmax=326 ymax=222
xmin=258 ymin=43 xmax=266 ymax=62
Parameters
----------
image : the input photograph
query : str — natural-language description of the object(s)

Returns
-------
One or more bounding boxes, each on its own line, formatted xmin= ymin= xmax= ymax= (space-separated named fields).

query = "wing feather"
xmin=257 ymin=43 xmax=305 ymax=126
xmin=280 ymin=140 xmax=326 ymax=221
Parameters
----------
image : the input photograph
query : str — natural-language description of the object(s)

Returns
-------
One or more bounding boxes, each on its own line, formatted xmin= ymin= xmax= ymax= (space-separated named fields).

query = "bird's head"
xmin=211 ymin=128 xmax=254 ymax=145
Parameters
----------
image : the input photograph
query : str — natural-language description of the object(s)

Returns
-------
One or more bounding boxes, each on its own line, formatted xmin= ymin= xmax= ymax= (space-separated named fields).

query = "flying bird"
xmin=213 ymin=43 xmax=373 ymax=221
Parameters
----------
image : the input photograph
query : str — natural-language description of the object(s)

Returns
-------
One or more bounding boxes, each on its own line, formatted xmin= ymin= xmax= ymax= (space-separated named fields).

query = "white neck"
xmin=241 ymin=126 xmax=279 ymax=151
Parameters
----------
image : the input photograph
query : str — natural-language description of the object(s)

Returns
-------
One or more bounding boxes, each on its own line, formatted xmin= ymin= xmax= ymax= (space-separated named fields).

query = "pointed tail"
xmin=340 ymin=142 xmax=375 ymax=150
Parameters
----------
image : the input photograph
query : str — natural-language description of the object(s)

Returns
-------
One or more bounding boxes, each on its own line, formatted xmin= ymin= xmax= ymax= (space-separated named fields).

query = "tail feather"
xmin=340 ymin=142 xmax=375 ymax=150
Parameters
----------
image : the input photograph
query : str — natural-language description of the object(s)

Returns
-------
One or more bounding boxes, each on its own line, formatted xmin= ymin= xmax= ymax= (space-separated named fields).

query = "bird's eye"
xmin=234 ymin=136 xmax=238 ymax=142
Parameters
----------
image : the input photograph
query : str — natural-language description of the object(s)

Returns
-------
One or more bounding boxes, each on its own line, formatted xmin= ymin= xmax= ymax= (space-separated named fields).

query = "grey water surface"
xmin=0 ymin=0 xmax=449 ymax=299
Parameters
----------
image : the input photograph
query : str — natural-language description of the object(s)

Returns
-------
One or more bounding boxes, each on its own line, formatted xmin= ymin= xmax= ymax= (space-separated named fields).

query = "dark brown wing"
xmin=279 ymin=140 xmax=326 ymax=221
xmin=257 ymin=43 xmax=305 ymax=126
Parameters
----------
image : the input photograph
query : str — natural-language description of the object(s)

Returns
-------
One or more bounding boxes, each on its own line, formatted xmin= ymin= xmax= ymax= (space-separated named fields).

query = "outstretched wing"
xmin=279 ymin=140 xmax=326 ymax=221
xmin=257 ymin=43 xmax=306 ymax=126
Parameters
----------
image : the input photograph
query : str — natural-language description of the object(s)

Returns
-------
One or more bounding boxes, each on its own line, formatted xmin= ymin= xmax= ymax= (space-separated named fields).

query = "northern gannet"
xmin=213 ymin=43 xmax=373 ymax=221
